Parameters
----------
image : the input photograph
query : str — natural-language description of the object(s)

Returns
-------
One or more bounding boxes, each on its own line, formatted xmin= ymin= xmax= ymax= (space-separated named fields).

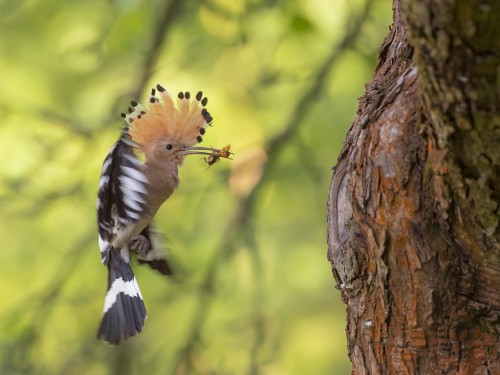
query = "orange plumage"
xmin=124 ymin=85 xmax=212 ymax=151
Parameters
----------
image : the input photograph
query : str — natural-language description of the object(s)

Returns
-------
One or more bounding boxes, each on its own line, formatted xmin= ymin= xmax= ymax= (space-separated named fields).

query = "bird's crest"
xmin=122 ymin=84 xmax=213 ymax=150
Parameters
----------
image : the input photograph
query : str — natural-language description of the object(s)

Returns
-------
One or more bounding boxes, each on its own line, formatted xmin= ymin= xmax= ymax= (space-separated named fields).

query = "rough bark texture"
xmin=327 ymin=0 xmax=500 ymax=373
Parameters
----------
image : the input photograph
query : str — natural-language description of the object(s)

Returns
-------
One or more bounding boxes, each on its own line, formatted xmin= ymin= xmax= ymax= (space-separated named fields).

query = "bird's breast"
xmin=144 ymin=164 xmax=179 ymax=217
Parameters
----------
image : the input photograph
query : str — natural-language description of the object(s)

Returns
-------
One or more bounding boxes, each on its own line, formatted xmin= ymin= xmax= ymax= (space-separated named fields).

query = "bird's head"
xmin=123 ymin=84 xmax=219 ymax=166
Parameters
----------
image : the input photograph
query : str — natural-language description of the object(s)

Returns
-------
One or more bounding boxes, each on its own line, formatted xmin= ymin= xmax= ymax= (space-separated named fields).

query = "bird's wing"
xmin=97 ymin=136 xmax=149 ymax=265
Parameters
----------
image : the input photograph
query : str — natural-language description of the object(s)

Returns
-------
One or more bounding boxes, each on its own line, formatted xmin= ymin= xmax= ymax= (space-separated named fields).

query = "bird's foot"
xmin=128 ymin=235 xmax=150 ymax=257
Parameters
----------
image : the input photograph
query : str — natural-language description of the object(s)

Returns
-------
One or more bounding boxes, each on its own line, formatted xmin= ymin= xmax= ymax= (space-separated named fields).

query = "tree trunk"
xmin=327 ymin=0 xmax=500 ymax=373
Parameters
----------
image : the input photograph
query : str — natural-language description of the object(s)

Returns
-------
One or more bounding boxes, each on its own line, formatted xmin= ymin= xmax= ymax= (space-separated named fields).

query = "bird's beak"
xmin=178 ymin=146 xmax=226 ymax=157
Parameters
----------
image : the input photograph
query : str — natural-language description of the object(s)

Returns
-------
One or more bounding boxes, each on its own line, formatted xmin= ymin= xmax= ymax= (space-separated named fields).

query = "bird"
xmin=96 ymin=84 xmax=227 ymax=345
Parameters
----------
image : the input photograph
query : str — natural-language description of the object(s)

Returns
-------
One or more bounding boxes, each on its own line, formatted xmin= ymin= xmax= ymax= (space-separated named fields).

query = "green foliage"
xmin=0 ymin=0 xmax=390 ymax=374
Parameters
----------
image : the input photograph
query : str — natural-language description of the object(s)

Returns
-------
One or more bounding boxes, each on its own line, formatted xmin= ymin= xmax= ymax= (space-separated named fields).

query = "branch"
xmin=0 ymin=231 xmax=96 ymax=374
xmin=130 ymin=0 xmax=182 ymax=101
xmin=2 ymin=4 xmax=185 ymax=373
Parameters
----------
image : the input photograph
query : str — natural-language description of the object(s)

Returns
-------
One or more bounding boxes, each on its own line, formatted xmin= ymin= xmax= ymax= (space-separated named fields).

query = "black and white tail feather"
xmin=96 ymin=134 xmax=171 ymax=345
xmin=97 ymin=246 xmax=146 ymax=345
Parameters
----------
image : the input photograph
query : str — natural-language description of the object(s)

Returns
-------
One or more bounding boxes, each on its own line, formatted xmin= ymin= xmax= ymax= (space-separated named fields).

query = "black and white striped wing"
xmin=97 ymin=138 xmax=148 ymax=265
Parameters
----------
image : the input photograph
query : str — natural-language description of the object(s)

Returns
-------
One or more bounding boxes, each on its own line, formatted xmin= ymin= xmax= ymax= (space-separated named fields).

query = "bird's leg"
xmin=128 ymin=235 xmax=151 ymax=257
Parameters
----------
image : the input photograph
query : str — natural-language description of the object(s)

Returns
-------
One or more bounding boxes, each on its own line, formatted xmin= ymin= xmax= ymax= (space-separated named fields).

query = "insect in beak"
xmin=179 ymin=145 xmax=233 ymax=159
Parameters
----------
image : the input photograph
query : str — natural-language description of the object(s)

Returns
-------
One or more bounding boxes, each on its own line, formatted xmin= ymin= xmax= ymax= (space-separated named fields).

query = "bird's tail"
xmin=97 ymin=246 xmax=146 ymax=345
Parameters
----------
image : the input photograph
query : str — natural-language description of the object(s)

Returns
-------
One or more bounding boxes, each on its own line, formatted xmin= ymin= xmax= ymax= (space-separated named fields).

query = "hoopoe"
xmin=96 ymin=84 xmax=231 ymax=344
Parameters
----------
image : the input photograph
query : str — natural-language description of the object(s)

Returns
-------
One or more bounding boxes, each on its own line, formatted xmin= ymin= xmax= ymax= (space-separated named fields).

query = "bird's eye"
xmin=166 ymin=144 xmax=173 ymax=150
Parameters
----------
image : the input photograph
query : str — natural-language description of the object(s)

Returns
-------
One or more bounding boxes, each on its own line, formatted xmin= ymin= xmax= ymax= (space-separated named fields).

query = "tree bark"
xmin=327 ymin=0 xmax=500 ymax=373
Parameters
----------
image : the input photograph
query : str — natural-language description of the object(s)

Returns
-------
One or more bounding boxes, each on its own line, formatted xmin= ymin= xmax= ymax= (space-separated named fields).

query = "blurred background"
xmin=0 ymin=0 xmax=390 ymax=374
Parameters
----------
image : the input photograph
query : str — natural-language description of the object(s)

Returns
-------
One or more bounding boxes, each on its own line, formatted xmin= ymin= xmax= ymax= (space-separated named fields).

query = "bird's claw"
xmin=128 ymin=235 xmax=151 ymax=257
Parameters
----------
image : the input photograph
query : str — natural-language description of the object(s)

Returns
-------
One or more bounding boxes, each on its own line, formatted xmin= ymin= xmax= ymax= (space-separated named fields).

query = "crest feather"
xmin=124 ymin=85 xmax=213 ymax=149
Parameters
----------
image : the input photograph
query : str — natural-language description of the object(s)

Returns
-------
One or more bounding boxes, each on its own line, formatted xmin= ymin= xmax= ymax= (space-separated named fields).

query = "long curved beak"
xmin=178 ymin=147 xmax=219 ymax=157
xmin=179 ymin=146 xmax=232 ymax=158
